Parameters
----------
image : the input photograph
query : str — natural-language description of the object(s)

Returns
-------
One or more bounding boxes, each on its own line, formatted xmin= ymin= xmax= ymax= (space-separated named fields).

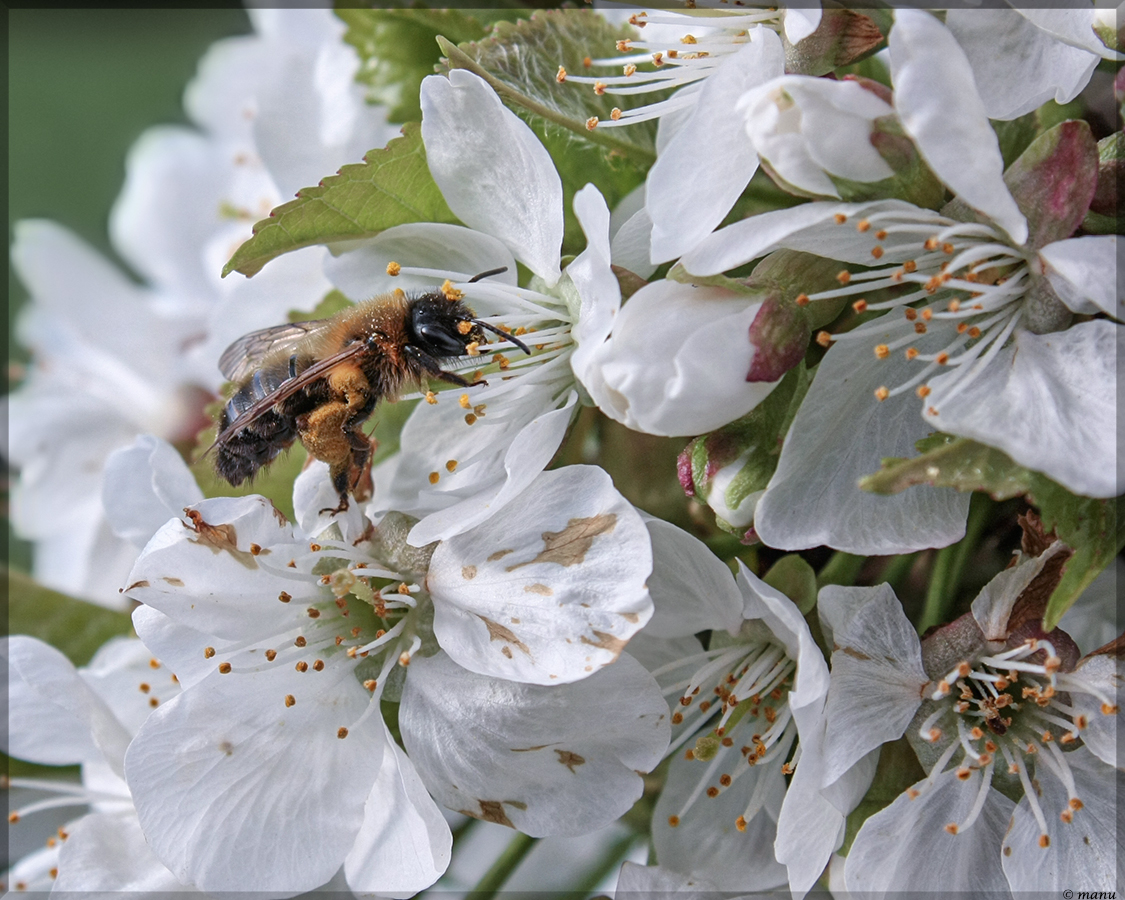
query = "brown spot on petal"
xmin=840 ymin=646 xmax=871 ymax=661
xmin=555 ymin=749 xmax=585 ymax=772
xmin=580 ymin=630 xmax=626 ymax=660
xmin=524 ymin=583 xmax=553 ymax=596
xmin=182 ymin=509 xmax=258 ymax=569
xmin=621 ymin=612 xmax=639 ymax=623
xmin=162 ymin=577 xmax=184 ymax=587
xmin=462 ymin=565 xmax=477 ymax=580
xmin=125 ymin=580 xmax=150 ymax=592
xmin=488 ymin=549 xmax=514 ymax=562
xmin=460 ymin=800 xmax=517 ymax=828
xmin=480 ymin=616 xmax=531 ymax=656
xmin=506 ymin=515 xmax=617 ymax=571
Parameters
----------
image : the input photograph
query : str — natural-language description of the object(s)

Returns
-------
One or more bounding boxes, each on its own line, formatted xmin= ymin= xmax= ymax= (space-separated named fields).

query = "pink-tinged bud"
xmin=841 ymin=73 xmax=892 ymax=107
xmin=784 ymin=8 xmax=886 ymax=76
xmin=747 ymin=297 xmax=808 ymax=382
xmin=1003 ymin=120 xmax=1098 ymax=250
xmin=677 ymin=365 xmax=809 ymax=539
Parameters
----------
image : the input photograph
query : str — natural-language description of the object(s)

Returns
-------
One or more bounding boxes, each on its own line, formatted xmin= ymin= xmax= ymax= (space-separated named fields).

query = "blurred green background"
xmin=7 ymin=8 xmax=252 ymax=570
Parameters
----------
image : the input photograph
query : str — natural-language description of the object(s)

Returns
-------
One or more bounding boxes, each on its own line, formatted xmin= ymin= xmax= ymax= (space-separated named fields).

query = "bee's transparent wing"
xmin=218 ymin=320 xmax=332 ymax=383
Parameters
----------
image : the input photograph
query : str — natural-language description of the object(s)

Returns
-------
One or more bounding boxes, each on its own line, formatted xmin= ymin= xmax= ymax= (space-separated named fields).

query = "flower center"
xmin=655 ymin=634 xmax=797 ymax=832
xmin=913 ymin=637 xmax=1116 ymax=846
xmin=807 ymin=211 xmax=1034 ymax=413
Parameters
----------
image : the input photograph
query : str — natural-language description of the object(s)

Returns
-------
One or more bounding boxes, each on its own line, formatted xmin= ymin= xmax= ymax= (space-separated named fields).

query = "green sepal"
xmin=222 ymin=123 xmax=457 ymax=278
xmin=437 ymin=11 xmax=660 ymax=168
xmin=762 ymin=554 xmax=818 ymax=615
xmin=861 ymin=434 xmax=1124 ymax=630
xmin=5 ymin=566 xmax=133 ymax=666
xmin=784 ymin=7 xmax=886 ymax=76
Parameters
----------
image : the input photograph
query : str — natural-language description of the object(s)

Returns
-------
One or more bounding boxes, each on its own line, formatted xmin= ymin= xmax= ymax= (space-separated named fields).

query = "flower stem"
xmin=465 ymin=832 xmax=537 ymax=899
xmin=874 ymin=553 xmax=916 ymax=590
xmin=918 ymin=494 xmax=992 ymax=633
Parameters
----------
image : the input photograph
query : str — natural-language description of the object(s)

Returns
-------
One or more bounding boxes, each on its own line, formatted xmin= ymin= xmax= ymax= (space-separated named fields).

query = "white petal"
xmin=652 ymin=740 xmax=789 ymax=891
xmin=818 ymin=584 xmax=928 ymax=787
xmin=401 ymin=652 xmax=669 ymax=837
xmin=52 ymin=812 xmax=192 ymax=894
xmin=324 ymin=222 xmax=518 ymax=301
xmin=102 ymin=436 xmax=204 ymax=549
xmin=124 ymin=665 xmax=385 ymax=894
xmin=610 ymin=194 xmax=657 ymax=281
xmin=124 ymin=497 xmax=317 ymax=643
xmin=1003 ymin=747 xmax=1123 ymax=891
xmin=844 ymin=769 xmax=1015 ymax=893
xmin=403 ymin=391 xmax=579 ymax=546
xmin=946 ymin=8 xmax=1101 ymax=120
xmin=924 ymin=320 xmax=1122 ymax=498
xmin=3 ymin=637 xmax=131 ymax=774
xmin=1038 ymin=236 xmax=1122 ymax=319
xmin=584 ymin=280 xmax=777 ymax=436
xmin=643 ymin=515 xmax=744 ymax=638
xmin=427 ymin=465 xmax=652 ymax=684
xmin=1067 ymin=653 xmax=1124 ymax=769
xmin=1017 ymin=8 xmax=1121 ymax=58
xmin=755 ymin=316 xmax=970 ymax=554
xmin=647 ymin=28 xmax=784 ymax=263
xmin=890 ymin=10 xmax=1028 ymax=245
xmin=420 ymin=71 xmax=563 ymax=285
xmin=569 ymin=184 xmax=620 ymax=362
xmin=3 ymin=636 xmax=101 ymax=766
xmin=344 ymin=724 xmax=452 ymax=898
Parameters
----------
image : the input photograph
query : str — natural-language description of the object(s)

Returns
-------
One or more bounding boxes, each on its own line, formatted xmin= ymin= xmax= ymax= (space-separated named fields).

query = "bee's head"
xmin=409 ymin=292 xmax=530 ymax=358
xmin=409 ymin=296 xmax=484 ymax=357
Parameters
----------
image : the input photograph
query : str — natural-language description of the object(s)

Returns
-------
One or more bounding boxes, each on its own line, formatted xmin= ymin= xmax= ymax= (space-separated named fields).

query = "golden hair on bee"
xmin=210 ymin=267 xmax=528 ymax=514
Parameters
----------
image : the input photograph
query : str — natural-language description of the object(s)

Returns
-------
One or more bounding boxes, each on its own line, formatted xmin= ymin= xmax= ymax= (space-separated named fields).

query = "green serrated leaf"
xmin=4 ymin=567 xmax=133 ymax=666
xmin=439 ymin=10 xmax=660 ymax=168
xmin=1031 ymin=484 xmax=1123 ymax=631
xmin=223 ymin=123 xmax=457 ymax=278
xmin=338 ymin=8 xmax=492 ymax=122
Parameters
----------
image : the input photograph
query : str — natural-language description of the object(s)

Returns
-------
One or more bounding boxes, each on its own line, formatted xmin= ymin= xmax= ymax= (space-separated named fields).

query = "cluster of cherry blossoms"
xmin=4 ymin=4 xmax=1121 ymax=896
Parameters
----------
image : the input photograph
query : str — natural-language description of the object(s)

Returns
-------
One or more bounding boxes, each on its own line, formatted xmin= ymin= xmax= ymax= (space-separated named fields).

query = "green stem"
xmin=875 ymin=553 xmax=916 ymax=589
xmin=464 ymin=831 xmax=537 ymax=900
xmin=917 ymin=495 xmax=992 ymax=634
xmin=816 ymin=551 xmax=865 ymax=588
xmin=919 ymin=544 xmax=957 ymax=635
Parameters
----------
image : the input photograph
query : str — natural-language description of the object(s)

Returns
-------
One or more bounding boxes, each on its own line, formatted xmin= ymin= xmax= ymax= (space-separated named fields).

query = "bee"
xmin=209 ymin=267 xmax=529 ymax=514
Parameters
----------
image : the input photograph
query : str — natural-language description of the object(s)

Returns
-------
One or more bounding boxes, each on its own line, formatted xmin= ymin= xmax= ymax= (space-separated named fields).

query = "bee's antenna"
xmin=472 ymin=319 xmax=531 ymax=355
xmin=468 ymin=266 xmax=509 ymax=283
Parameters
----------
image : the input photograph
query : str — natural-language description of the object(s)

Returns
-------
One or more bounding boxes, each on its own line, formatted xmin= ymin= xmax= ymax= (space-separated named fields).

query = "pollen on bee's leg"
xmin=425 ymin=391 xmax=437 ymax=405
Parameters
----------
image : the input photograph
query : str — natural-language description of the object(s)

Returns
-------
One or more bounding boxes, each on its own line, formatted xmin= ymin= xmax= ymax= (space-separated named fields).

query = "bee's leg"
xmin=300 ymin=365 xmax=372 ymax=515
xmin=404 ymin=345 xmax=488 ymax=388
